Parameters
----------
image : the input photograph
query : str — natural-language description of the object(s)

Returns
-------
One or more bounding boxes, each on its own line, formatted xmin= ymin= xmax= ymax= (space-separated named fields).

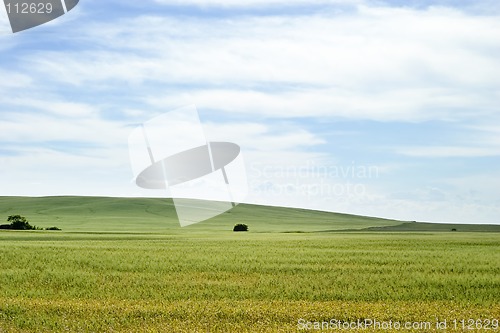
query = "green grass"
xmin=354 ymin=221 xmax=500 ymax=232
xmin=0 ymin=196 xmax=404 ymax=233
xmin=0 ymin=197 xmax=499 ymax=332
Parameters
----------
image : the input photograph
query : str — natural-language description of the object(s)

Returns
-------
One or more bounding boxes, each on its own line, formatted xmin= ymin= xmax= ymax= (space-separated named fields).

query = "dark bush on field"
xmin=45 ymin=226 xmax=62 ymax=231
xmin=233 ymin=223 xmax=248 ymax=232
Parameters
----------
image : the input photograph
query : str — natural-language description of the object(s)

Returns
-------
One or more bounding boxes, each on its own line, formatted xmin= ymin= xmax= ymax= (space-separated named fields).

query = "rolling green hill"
xmin=0 ymin=196 xmax=498 ymax=233
xmin=353 ymin=221 xmax=500 ymax=232
xmin=0 ymin=196 xmax=402 ymax=233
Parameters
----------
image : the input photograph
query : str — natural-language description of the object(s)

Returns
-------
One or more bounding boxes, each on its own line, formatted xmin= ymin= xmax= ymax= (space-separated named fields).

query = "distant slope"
xmin=0 ymin=196 xmax=402 ymax=233
xmin=1 ymin=196 xmax=497 ymax=233
xmin=351 ymin=221 xmax=500 ymax=232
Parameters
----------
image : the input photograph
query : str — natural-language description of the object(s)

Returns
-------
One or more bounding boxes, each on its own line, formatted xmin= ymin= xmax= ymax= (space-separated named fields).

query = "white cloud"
xmin=0 ymin=96 xmax=98 ymax=118
xmin=153 ymin=0 xmax=363 ymax=7
xmin=464 ymin=124 xmax=500 ymax=148
xmin=202 ymin=121 xmax=326 ymax=152
xmin=146 ymin=87 xmax=494 ymax=121
xmin=0 ymin=146 xmax=132 ymax=196
xmin=0 ymin=69 xmax=32 ymax=89
xmin=20 ymin=6 xmax=499 ymax=124
xmin=0 ymin=112 xmax=124 ymax=145
xmin=396 ymin=146 xmax=500 ymax=158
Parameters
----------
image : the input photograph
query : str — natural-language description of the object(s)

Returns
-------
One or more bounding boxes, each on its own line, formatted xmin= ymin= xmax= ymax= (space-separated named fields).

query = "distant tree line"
xmin=0 ymin=215 xmax=61 ymax=231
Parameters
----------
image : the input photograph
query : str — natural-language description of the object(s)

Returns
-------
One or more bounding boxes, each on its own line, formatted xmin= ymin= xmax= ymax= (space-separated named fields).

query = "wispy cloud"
xmin=396 ymin=146 xmax=500 ymax=158
xmin=20 ymin=6 xmax=499 ymax=124
xmin=0 ymin=69 xmax=32 ymax=89
xmin=153 ymin=0 xmax=364 ymax=7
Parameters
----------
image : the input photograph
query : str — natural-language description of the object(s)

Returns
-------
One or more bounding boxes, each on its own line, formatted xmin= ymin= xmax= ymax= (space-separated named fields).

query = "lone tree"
xmin=233 ymin=223 xmax=248 ymax=232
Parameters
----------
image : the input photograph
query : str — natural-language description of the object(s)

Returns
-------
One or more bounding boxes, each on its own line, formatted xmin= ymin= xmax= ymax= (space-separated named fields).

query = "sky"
xmin=0 ymin=0 xmax=499 ymax=224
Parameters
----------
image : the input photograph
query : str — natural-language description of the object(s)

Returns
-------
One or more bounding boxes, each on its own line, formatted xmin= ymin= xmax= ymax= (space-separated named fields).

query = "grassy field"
xmin=0 ymin=196 xmax=406 ymax=233
xmin=0 ymin=197 xmax=499 ymax=332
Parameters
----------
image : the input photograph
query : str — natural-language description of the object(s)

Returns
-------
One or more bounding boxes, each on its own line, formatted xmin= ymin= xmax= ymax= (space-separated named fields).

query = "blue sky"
xmin=0 ymin=0 xmax=499 ymax=224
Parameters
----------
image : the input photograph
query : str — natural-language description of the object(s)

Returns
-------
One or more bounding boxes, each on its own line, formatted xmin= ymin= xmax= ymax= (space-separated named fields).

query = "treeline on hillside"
xmin=0 ymin=215 xmax=61 ymax=231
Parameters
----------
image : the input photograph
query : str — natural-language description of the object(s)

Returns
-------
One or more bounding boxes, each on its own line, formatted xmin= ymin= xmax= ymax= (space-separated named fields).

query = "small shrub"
xmin=451 ymin=228 xmax=457 ymax=232
xmin=45 ymin=226 xmax=62 ymax=231
xmin=233 ymin=224 xmax=248 ymax=232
